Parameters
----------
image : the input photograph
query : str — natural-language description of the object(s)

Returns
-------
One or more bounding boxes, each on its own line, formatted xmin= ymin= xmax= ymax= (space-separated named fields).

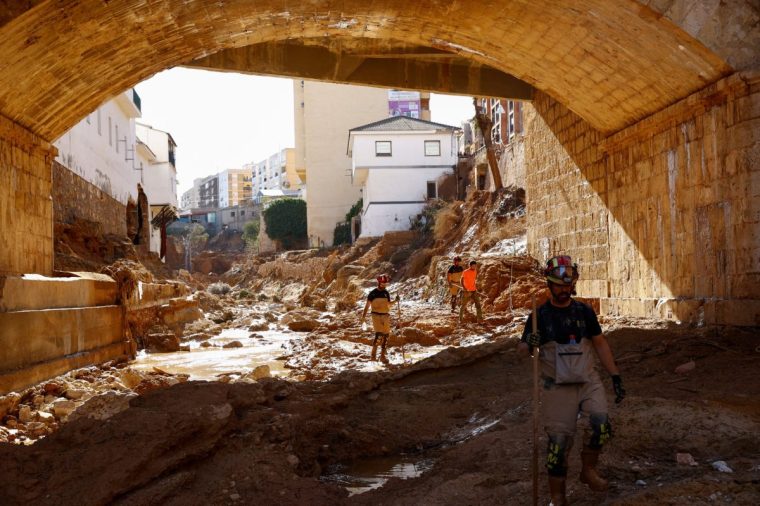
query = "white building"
xmin=246 ymin=148 xmax=299 ymax=195
xmin=181 ymin=179 xmax=202 ymax=209
xmin=54 ymin=89 xmax=143 ymax=205
xmin=348 ymin=116 xmax=460 ymax=238
xmin=135 ymin=122 xmax=179 ymax=257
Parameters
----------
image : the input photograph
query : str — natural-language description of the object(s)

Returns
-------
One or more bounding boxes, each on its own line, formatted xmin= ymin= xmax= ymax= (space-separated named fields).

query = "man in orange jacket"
xmin=459 ymin=260 xmax=483 ymax=324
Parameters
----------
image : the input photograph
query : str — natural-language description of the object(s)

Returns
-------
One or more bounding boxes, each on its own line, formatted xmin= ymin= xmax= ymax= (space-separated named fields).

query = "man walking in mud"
xmin=518 ymin=255 xmax=625 ymax=506
xmin=361 ymin=274 xmax=394 ymax=362
xmin=459 ymin=260 xmax=483 ymax=324
xmin=446 ymin=256 xmax=464 ymax=312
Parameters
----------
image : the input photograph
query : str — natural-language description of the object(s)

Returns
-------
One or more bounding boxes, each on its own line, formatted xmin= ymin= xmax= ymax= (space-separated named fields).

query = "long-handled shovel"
xmin=397 ymin=295 xmax=406 ymax=363
xmin=531 ymin=295 xmax=540 ymax=506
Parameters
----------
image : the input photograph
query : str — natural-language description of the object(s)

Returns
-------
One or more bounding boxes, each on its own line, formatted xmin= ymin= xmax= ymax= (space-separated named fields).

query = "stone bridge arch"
xmin=0 ymin=0 xmax=758 ymax=324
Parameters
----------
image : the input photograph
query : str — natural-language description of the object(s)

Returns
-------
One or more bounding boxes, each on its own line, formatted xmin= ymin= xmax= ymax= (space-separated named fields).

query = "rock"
xmin=43 ymin=382 xmax=61 ymax=395
xmin=676 ymin=452 xmax=698 ymax=466
xmin=251 ymin=365 xmax=271 ymax=380
xmin=179 ymin=345 xmax=191 ymax=352
xmin=400 ymin=327 xmax=439 ymax=345
xmin=144 ymin=331 xmax=181 ymax=353
xmin=367 ymin=391 xmax=380 ymax=401
xmin=223 ymin=340 xmax=244 ymax=349
xmin=248 ymin=320 xmax=269 ymax=332
xmin=229 ymin=494 xmax=241 ymax=501
xmin=0 ymin=393 xmax=21 ymax=419
xmin=200 ymin=341 xmax=213 ymax=348
xmin=68 ymin=392 xmax=136 ymax=422
xmin=711 ymin=460 xmax=733 ymax=473
xmin=249 ymin=333 xmax=265 ymax=339
xmin=675 ymin=360 xmax=696 ymax=375
xmin=26 ymin=421 xmax=48 ymax=437
xmin=281 ymin=309 xmax=322 ymax=332
xmin=18 ymin=405 xmax=32 ymax=423
xmin=52 ymin=400 xmax=77 ymax=418
xmin=5 ymin=417 xmax=17 ymax=429
xmin=32 ymin=394 xmax=44 ymax=407
xmin=635 ymin=480 xmax=647 ymax=486
xmin=64 ymin=388 xmax=87 ymax=400
xmin=286 ymin=454 xmax=300 ymax=467
xmin=37 ymin=411 xmax=55 ymax=424
xmin=119 ymin=369 xmax=145 ymax=389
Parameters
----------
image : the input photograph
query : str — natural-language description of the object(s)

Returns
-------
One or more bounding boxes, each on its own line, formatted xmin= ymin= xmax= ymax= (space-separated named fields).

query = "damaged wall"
xmin=53 ymin=160 xmax=127 ymax=237
xmin=526 ymin=71 xmax=760 ymax=326
xmin=0 ymin=114 xmax=55 ymax=276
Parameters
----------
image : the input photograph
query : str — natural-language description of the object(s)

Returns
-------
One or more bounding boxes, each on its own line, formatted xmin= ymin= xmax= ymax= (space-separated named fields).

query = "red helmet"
xmin=544 ymin=255 xmax=579 ymax=286
xmin=376 ymin=274 xmax=390 ymax=284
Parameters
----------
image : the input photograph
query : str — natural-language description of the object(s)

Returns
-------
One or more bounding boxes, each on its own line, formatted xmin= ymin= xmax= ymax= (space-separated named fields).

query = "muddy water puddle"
xmin=323 ymin=456 xmax=436 ymax=496
xmin=131 ymin=328 xmax=295 ymax=380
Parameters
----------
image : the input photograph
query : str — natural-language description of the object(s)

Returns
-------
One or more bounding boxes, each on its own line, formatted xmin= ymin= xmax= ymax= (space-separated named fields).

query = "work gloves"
xmin=612 ymin=375 xmax=626 ymax=404
xmin=525 ymin=333 xmax=541 ymax=348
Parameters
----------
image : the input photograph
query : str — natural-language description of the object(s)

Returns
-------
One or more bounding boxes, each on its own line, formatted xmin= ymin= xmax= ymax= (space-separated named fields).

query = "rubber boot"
xmin=548 ymin=476 xmax=568 ymax=506
xmin=579 ymin=447 xmax=608 ymax=491
xmin=370 ymin=337 xmax=378 ymax=361
xmin=379 ymin=337 xmax=388 ymax=363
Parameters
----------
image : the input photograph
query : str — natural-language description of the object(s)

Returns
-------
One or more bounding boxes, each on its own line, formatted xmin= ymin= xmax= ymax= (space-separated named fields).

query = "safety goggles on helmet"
xmin=376 ymin=274 xmax=390 ymax=284
xmin=544 ymin=256 xmax=579 ymax=285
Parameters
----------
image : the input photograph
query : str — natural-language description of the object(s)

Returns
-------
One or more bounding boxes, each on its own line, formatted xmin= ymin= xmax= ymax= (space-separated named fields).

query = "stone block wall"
xmin=52 ymin=160 xmax=127 ymax=236
xmin=0 ymin=114 xmax=55 ymax=276
xmin=526 ymin=72 xmax=760 ymax=326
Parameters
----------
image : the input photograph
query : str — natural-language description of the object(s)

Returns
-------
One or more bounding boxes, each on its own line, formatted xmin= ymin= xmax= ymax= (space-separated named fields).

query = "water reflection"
xmin=131 ymin=328 xmax=294 ymax=381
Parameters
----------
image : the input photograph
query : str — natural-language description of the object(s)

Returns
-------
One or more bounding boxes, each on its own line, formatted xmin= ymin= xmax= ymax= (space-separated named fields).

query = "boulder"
xmin=223 ymin=341 xmax=244 ymax=349
xmin=0 ymin=393 xmax=21 ymax=419
xmin=52 ymin=400 xmax=77 ymax=419
xmin=144 ymin=331 xmax=181 ymax=353
xmin=18 ymin=405 xmax=32 ymax=423
xmin=281 ymin=309 xmax=323 ymax=332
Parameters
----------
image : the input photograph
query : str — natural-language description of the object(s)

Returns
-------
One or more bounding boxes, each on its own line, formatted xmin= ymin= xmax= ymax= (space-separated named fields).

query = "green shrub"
xmin=262 ymin=199 xmax=307 ymax=250
xmin=242 ymin=219 xmax=260 ymax=247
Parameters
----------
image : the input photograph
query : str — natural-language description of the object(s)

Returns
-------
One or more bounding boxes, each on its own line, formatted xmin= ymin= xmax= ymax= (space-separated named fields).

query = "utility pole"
xmin=473 ymin=98 xmax=504 ymax=191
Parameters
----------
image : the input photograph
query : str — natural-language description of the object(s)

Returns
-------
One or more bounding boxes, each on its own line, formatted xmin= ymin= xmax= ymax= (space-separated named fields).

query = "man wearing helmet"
xmin=361 ymin=274 xmax=394 ymax=362
xmin=518 ymin=255 xmax=626 ymax=506
xmin=446 ymin=256 xmax=464 ymax=312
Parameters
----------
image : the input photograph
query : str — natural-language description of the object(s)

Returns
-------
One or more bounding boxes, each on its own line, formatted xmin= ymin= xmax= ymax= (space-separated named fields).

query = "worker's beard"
xmin=553 ymin=291 xmax=571 ymax=304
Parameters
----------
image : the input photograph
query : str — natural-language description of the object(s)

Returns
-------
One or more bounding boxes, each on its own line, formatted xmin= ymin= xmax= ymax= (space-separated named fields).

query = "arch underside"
xmin=0 ymin=0 xmax=738 ymax=141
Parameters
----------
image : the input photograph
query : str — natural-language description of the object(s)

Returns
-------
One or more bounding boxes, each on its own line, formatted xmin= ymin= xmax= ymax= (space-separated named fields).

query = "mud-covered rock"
xmin=281 ymin=309 xmax=323 ymax=332
xmin=144 ymin=331 xmax=181 ymax=353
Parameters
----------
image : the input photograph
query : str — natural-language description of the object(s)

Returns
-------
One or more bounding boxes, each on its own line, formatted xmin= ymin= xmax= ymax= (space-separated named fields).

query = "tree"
xmin=334 ymin=198 xmax=362 ymax=246
xmin=262 ymin=198 xmax=307 ymax=249
xmin=242 ymin=219 xmax=260 ymax=247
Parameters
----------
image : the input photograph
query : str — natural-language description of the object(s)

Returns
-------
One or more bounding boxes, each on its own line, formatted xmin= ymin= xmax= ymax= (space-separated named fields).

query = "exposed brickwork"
xmin=0 ymin=114 xmax=55 ymax=276
xmin=0 ymin=0 xmax=741 ymax=140
xmin=52 ymin=160 xmax=126 ymax=237
xmin=526 ymin=72 xmax=760 ymax=326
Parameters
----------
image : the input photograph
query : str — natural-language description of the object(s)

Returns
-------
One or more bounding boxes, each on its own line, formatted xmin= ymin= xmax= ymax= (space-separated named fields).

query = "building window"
xmin=230 ymin=212 xmax=235 ymax=217
xmin=241 ymin=210 xmax=245 ymax=216
xmin=507 ymin=100 xmax=516 ymax=140
xmin=375 ymin=141 xmax=392 ymax=157
xmin=426 ymin=181 xmax=437 ymax=199
xmin=491 ymin=100 xmax=502 ymax=144
xmin=424 ymin=140 xmax=441 ymax=156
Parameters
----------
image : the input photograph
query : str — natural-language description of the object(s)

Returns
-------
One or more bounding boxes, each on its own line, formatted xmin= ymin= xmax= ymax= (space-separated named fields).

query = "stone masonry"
xmin=0 ymin=114 xmax=55 ymax=276
xmin=526 ymin=72 xmax=760 ymax=326
xmin=53 ymin=160 xmax=127 ymax=237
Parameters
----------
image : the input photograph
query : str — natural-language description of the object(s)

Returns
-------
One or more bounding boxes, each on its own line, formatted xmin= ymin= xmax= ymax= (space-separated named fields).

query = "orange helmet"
xmin=376 ymin=274 xmax=390 ymax=284
xmin=544 ymin=255 xmax=579 ymax=286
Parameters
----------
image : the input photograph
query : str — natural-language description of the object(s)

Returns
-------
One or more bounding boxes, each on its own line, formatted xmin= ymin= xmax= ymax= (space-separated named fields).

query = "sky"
xmin=135 ymin=67 xmax=475 ymax=195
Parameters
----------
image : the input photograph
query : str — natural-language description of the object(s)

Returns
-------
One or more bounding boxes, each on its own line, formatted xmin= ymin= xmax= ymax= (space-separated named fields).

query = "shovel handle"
xmin=531 ymin=295 xmax=539 ymax=506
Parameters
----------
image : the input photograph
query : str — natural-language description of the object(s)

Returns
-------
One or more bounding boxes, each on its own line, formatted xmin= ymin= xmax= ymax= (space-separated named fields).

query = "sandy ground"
xmin=0 ymin=301 xmax=758 ymax=505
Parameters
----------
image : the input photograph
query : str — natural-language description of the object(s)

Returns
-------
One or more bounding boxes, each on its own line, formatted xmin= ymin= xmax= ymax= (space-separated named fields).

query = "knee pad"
xmin=546 ymin=434 xmax=572 ymax=477
xmin=588 ymin=413 xmax=612 ymax=449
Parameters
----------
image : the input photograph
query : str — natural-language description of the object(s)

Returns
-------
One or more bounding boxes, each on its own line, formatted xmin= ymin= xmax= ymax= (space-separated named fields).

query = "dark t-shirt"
xmin=521 ymin=300 xmax=602 ymax=345
xmin=447 ymin=265 xmax=464 ymax=275
xmin=367 ymin=288 xmax=391 ymax=302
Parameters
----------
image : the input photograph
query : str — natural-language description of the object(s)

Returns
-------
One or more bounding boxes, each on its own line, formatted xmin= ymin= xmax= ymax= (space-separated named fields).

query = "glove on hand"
xmin=612 ymin=375 xmax=625 ymax=404
xmin=525 ymin=333 xmax=541 ymax=348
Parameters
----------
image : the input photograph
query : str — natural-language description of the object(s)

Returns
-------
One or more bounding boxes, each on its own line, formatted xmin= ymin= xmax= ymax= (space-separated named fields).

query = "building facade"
xmin=349 ymin=116 xmax=459 ymax=238
xmin=294 ymin=80 xmax=389 ymax=248
xmin=218 ymin=168 xmax=252 ymax=208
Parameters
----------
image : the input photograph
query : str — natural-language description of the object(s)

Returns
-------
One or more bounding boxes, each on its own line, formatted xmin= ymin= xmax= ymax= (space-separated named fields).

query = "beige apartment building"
xmin=218 ymin=168 xmax=252 ymax=208
xmin=294 ymin=80 xmax=390 ymax=247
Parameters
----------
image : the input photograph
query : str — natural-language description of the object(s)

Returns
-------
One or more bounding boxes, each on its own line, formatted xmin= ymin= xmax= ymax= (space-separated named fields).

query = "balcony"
xmin=115 ymin=88 xmax=142 ymax=118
